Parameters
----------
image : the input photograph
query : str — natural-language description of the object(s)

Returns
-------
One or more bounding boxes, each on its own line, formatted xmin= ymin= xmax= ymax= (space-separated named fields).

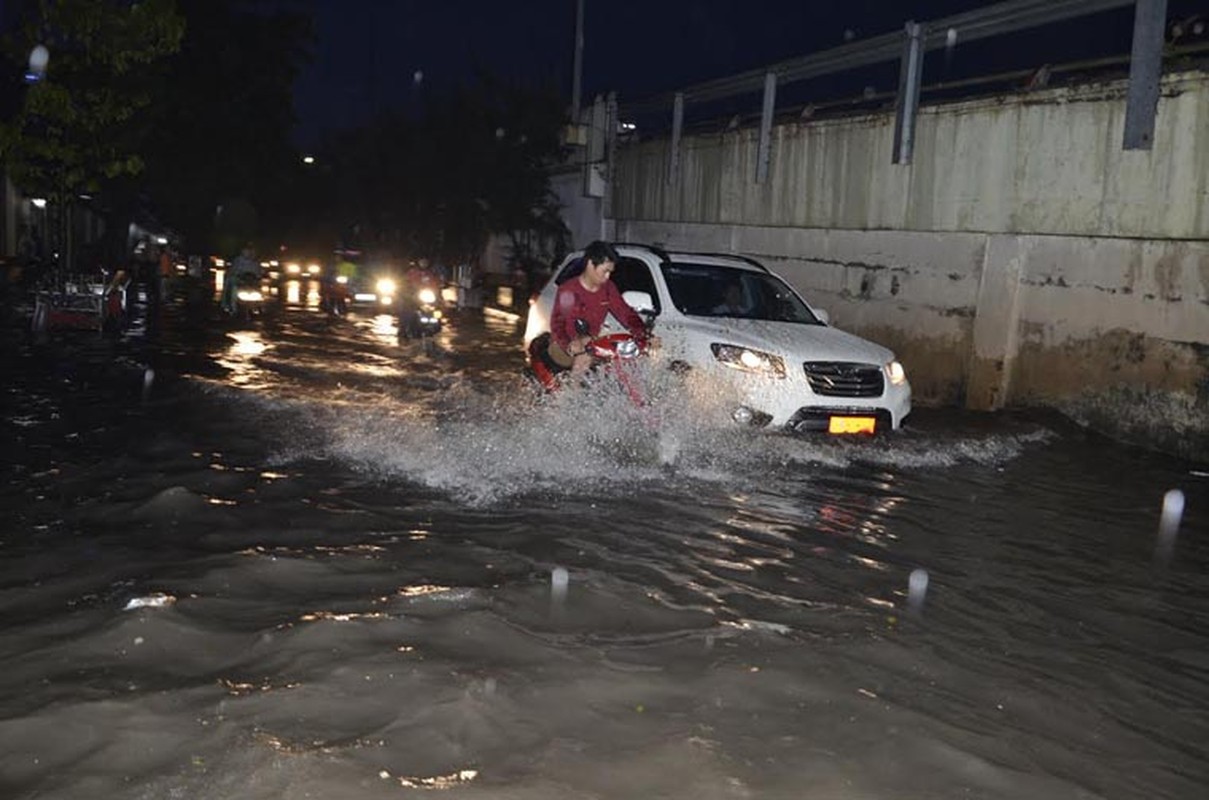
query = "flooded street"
xmin=2 ymin=300 xmax=1206 ymax=799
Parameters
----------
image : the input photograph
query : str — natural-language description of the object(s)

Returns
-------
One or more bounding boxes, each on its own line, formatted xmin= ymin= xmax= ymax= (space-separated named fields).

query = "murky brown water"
xmin=2 ymin=299 xmax=1206 ymax=799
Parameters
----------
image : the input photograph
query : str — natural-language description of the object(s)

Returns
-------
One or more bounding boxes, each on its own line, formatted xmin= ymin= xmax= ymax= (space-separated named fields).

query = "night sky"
xmin=285 ymin=0 xmax=1193 ymax=147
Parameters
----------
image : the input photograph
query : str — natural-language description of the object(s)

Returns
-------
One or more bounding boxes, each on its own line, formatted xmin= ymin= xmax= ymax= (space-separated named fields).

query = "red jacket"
xmin=550 ymin=276 xmax=646 ymax=349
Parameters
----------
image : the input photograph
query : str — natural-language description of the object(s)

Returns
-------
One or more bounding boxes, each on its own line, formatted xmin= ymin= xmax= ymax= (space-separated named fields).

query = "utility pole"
xmin=571 ymin=0 xmax=585 ymax=123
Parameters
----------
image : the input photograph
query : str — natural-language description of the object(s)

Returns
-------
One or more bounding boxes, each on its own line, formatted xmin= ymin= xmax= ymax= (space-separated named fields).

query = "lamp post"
xmin=571 ymin=0 xmax=585 ymax=122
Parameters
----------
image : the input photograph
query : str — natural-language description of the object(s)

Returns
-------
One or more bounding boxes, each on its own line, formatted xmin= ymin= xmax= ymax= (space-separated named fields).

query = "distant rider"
xmin=222 ymin=245 xmax=260 ymax=314
xmin=322 ymin=252 xmax=358 ymax=312
xmin=547 ymin=240 xmax=650 ymax=380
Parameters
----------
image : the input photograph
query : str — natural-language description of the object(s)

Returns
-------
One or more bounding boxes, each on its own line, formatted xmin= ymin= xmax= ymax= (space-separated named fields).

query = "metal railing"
xmin=605 ymin=0 xmax=1168 ymax=183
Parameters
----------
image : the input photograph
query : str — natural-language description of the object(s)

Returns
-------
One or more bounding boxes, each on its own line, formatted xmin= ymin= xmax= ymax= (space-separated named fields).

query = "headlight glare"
xmin=376 ymin=278 xmax=397 ymax=295
xmin=710 ymin=343 xmax=786 ymax=378
xmin=616 ymin=338 xmax=640 ymax=358
xmin=417 ymin=288 xmax=437 ymax=305
xmin=886 ymin=360 xmax=907 ymax=385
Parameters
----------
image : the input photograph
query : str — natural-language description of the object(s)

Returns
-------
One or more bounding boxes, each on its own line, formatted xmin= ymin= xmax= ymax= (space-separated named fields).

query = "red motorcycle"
xmin=526 ymin=318 xmax=651 ymax=407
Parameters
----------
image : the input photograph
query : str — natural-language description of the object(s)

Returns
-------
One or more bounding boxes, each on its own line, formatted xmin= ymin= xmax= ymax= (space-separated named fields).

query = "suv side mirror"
xmin=814 ymin=307 xmax=830 ymax=325
xmin=622 ymin=290 xmax=655 ymax=314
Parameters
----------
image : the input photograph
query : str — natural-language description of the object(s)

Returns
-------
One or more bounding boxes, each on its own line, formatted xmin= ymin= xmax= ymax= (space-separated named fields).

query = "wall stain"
xmin=1126 ymin=247 xmax=1143 ymax=294
xmin=1154 ymin=250 xmax=1184 ymax=301
xmin=1011 ymin=329 xmax=1209 ymax=459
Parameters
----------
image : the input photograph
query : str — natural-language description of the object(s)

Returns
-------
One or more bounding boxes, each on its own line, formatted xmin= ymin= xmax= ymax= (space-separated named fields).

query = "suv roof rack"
xmin=680 ymin=251 xmax=771 ymax=273
xmin=614 ymin=242 xmax=670 ymax=263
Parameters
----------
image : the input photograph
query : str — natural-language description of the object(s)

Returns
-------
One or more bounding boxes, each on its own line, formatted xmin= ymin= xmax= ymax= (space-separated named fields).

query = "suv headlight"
xmin=376 ymin=278 xmax=397 ymax=296
xmin=885 ymin=360 xmax=907 ymax=385
xmin=710 ymin=343 xmax=786 ymax=378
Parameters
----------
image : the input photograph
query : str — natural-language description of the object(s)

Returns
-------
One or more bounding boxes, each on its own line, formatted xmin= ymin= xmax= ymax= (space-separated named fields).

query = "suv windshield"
xmin=661 ymin=263 xmax=822 ymax=324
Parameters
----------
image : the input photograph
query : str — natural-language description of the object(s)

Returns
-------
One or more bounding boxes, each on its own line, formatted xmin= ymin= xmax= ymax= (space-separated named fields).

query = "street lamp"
xmin=25 ymin=44 xmax=48 ymax=83
xmin=302 ymin=155 xmax=315 ymax=165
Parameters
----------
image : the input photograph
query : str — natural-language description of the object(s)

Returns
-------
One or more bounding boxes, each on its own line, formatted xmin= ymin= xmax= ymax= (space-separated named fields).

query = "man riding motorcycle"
xmin=540 ymin=241 xmax=652 ymax=382
xmin=397 ymin=258 xmax=441 ymax=339
xmin=222 ymin=245 xmax=261 ymax=315
xmin=320 ymin=252 xmax=359 ymax=315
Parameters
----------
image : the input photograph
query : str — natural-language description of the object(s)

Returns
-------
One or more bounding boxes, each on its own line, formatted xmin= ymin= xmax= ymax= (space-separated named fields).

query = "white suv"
xmin=523 ymin=244 xmax=911 ymax=433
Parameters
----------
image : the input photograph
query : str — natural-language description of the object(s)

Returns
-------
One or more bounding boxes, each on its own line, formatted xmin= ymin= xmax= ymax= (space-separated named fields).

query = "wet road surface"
xmin=1 ymin=299 xmax=1206 ymax=799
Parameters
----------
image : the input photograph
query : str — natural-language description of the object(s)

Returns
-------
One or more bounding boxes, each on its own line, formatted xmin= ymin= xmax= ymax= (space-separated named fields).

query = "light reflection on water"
xmin=281 ymin=278 xmax=321 ymax=308
xmin=214 ymin=330 xmax=272 ymax=388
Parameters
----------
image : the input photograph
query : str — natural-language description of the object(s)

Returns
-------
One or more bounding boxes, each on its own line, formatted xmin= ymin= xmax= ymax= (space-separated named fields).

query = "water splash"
xmin=232 ymin=353 xmax=1050 ymax=505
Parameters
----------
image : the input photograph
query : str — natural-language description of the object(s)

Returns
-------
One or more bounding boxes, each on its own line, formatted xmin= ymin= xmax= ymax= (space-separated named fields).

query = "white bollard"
xmin=142 ymin=367 xmax=155 ymax=402
xmin=907 ymin=568 xmax=929 ymax=614
xmin=1154 ymin=489 xmax=1185 ymax=566
xmin=551 ymin=567 xmax=569 ymax=604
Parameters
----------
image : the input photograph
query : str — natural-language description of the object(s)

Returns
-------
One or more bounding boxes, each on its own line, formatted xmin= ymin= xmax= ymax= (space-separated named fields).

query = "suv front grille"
xmin=803 ymin=362 xmax=884 ymax=398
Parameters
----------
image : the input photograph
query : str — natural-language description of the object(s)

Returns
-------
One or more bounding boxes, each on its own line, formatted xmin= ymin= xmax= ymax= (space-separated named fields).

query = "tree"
xmin=319 ymin=76 xmax=569 ymax=270
xmin=0 ymin=0 xmax=184 ymax=274
xmin=138 ymin=0 xmax=314 ymax=257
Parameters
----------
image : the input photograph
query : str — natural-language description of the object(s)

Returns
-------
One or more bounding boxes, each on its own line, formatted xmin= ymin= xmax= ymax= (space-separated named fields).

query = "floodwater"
xmin=2 ymin=297 xmax=1206 ymax=800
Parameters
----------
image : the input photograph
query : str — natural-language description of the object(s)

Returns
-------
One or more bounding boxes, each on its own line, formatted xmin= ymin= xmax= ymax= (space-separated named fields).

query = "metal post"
xmin=1123 ymin=0 xmax=1168 ymax=150
xmin=756 ymin=72 xmax=776 ymax=184
xmin=571 ymin=0 xmax=585 ymax=122
xmin=604 ymin=91 xmax=618 ymax=216
xmin=584 ymin=94 xmax=606 ymax=197
xmin=669 ymin=92 xmax=684 ymax=184
xmin=893 ymin=21 xmax=925 ymax=164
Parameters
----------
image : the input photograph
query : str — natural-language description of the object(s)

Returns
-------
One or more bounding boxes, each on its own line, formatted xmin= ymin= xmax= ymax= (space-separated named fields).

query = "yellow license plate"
xmin=828 ymin=416 xmax=876 ymax=434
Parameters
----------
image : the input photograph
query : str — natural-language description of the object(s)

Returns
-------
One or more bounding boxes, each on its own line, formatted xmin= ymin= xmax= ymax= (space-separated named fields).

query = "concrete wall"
xmin=552 ymin=169 xmax=606 ymax=249
xmin=608 ymin=71 xmax=1209 ymax=459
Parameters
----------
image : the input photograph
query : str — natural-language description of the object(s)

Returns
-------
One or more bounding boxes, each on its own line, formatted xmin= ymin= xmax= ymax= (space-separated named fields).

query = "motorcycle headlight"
xmin=417 ymin=288 xmax=437 ymax=305
xmin=376 ymin=278 xmax=397 ymax=296
xmin=335 ymin=275 xmax=349 ymax=284
xmin=710 ymin=343 xmax=786 ymax=378
xmin=236 ymin=290 xmax=264 ymax=302
xmin=885 ymin=360 xmax=907 ymax=385
xmin=616 ymin=338 xmax=640 ymax=358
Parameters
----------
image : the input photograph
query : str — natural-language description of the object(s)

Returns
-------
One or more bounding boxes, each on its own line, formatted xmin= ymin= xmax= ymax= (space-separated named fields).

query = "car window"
xmin=661 ymin=263 xmax=821 ymax=324
xmin=609 ymin=257 xmax=661 ymax=313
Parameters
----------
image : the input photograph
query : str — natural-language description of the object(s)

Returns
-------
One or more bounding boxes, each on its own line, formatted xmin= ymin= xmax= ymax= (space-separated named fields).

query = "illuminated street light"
xmin=31 ymin=198 xmax=47 ymax=208
xmin=25 ymin=44 xmax=48 ymax=82
xmin=302 ymin=155 xmax=315 ymax=165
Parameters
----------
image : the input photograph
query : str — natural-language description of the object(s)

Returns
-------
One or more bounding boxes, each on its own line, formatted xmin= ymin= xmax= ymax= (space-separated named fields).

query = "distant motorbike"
xmin=319 ymin=275 xmax=350 ymax=317
xmin=228 ymin=272 xmax=267 ymax=322
xmin=398 ymin=285 xmax=443 ymax=340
